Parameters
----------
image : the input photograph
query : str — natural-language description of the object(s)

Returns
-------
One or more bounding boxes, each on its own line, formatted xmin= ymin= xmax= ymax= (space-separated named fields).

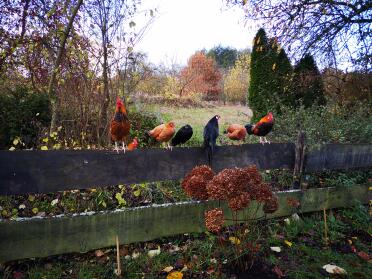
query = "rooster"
xmin=224 ymin=124 xmax=247 ymax=141
xmin=110 ymin=97 xmax=131 ymax=153
xmin=245 ymin=112 xmax=274 ymax=144
xmin=171 ymin=124 xmax=193 ymax=147
xmin=203 ymin=115 xmax=220 ymax=166
xmin=146 ymin=122 xmax=176 ymax=150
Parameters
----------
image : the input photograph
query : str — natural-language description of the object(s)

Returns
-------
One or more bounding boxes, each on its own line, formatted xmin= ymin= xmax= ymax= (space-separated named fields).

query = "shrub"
xmin=0 ymin=86 xmax=51 ymax=149
xmin=254 ymin=103 xmax=372 ymax=148
xmin=292 ymin=54 xmax=326 ymax=108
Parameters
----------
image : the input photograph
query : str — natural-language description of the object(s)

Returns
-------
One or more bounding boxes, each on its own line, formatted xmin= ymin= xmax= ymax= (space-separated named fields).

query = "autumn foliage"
xmin=179 ymin=52 xmax=222 ymax=98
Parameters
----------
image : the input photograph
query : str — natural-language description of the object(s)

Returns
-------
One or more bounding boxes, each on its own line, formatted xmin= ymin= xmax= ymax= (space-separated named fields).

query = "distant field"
xmin=142 ymin=103 xmax=253 ymax=145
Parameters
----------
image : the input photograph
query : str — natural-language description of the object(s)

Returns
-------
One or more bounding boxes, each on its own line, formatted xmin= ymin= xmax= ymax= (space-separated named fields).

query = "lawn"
xmin=140 ymin=103 xmax=253 ymax=145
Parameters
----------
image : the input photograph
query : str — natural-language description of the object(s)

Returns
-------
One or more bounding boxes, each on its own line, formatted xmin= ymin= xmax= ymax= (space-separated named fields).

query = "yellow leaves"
xmin=166 ymin=271 xmax=183 ymax=279
xmin=53 ymin=143 xmax=61 ymax=150
xmin=9 ymin=147 xmax=16 ymax=151
xmin=40 ymin=146 xmax=48 ymax=151
xmin=32 ymin=207 xmax=39 ymax=214
xmin=115 ymin=192 xmax=126 ymax=206
xmin=133 ymin=188 xmax=141 ymax=197
xmin=272 ymin=63 xmax=277 ymax=71
xmin=229 ymin=236 xmax=241 ymax=245
xmin=28 ymin=195 xmax=35 ymax=202
xmin=13 ymin=138 xmax=20 ymax=145
xmin=284 ymin=240 xmax=293 ymax=247
xmin=42 ymin=138 xmax=49 ymax=143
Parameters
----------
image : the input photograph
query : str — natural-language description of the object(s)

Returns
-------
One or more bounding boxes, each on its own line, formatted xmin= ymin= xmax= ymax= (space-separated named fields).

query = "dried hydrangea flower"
xmin=181 ymin=165 xmax=214 ymax=200
xmin=205 ymin=208 xmax=224 ymax=233
xmin=263 ymin=196 xmax=279 ymax=214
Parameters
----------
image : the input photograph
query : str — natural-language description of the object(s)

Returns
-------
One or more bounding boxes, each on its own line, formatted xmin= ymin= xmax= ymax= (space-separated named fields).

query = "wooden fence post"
xmin=292 ymin=131 xmax=306 ymax=189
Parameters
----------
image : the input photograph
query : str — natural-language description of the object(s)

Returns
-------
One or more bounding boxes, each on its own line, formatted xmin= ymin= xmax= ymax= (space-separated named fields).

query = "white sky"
xmin=135 ymin=0 xmax=257 ymax=66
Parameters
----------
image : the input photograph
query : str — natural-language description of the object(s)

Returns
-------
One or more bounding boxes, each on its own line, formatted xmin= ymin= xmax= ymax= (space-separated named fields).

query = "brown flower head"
xmin=228 ymin=192 xmax=251 ymax=211
xmin=205 ymin=208 xmax=224 ymax=233
xmin=181 ymin=165 xmax=214 ymax=200
xmin=263 ymin=196 xmax=279 ymax=214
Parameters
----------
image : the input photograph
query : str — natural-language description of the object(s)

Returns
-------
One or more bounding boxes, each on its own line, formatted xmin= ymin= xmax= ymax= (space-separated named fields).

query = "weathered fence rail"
xmin=0 ymin=185 xmax=369 ymax=263
xmin=0 ymin=143 xmax=295 ymax=195
xmin=1 ymin=143 xmax=371 ymax=195
xmin=0 ymin=143 xmax=371 ymax=263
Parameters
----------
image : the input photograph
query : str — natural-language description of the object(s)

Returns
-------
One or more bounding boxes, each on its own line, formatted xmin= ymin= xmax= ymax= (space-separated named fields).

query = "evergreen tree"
xmin=292 ymin=54 xmax=326 ymax=108
xmin=248 ymin=28 xmax=273 ymax=121
xmin=274 ymin=48 xmax=293 ymax=107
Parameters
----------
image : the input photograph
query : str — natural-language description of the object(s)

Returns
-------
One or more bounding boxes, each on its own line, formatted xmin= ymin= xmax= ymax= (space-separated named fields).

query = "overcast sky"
xmin=135 ymin=0 xmax=257 ymax=66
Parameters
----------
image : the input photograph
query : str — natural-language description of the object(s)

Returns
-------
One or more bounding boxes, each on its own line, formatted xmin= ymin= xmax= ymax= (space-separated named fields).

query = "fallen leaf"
xmin=357 ymin=251 xmax=370 ymax=261
xmin=95 ymin=250 xmax=105 ymax=257
xmin=166 ymin=271 xmax=183 ymax=279
xmin=13 ymin=138 xmax=19 ymax=145
xmin=12 ymin=271 xmax=25 ymax=279
xmin=163 ymin=266 xmax=174 ymax=273
xmin=32 ymin=207 xmax=39 ymax=214
xmin=270 ymin=246 xmax=281 ymax=253
xmin=323 ymin=264 xmax=347 ymax=274
xmin=180 ymin=265 xmax=188 ymax=272
xmin=206 ymin=266 xmax=215 ymax=274
xmin=284 ymin=240 xmax=292 ymax=247
xmin=133 ymin=188 xmax=141 ymax=197
xmin=18 ymin=204 xmax=26 ymax=210
xmin=132 ymin=251 xmax=140 ymax=259
xmin=148 ymin=245 xmax=161 ymax=258
xmin=168 ymin=245 xmax=180 ymax=253
xmin=40 ymin=146 xmax=48 ymax=151
xmin=291 ymin=213 xmax=300 ymax=221
xmin=28 ymin=195 xmax=35 ymax=202
xmin=272 ymin=266 xmax=285 ymax=278
xmin=51 ymin=199 xmax=59 ymax=206
xmin=9 ymin=147 xmax=16 ymax=151
xmin=229 ymin=236 xmax=241 ymax=245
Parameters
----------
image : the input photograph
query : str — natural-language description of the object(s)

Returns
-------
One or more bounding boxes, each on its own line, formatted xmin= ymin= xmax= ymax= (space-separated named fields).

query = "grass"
xmin=141 ymin=102 xmax=252 ymax=145
xmin=2 ymin=205 xmax=370 ymax=279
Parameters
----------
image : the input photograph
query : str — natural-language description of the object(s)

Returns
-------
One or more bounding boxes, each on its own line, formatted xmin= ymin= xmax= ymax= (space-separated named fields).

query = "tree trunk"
xmin=98 ymin=18 xmax=110 ymax=144
xmin=49 ymin=0 xmax=84 ymax=134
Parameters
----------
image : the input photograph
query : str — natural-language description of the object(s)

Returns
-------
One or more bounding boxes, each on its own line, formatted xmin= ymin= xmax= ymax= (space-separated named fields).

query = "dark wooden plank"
xmin=0 ymin=184 xmax=368 ymax=263
xmin=0 ymin=143 xmax=295 ymax=195
xmin=305 ymin=144 xmax=372 ymax=172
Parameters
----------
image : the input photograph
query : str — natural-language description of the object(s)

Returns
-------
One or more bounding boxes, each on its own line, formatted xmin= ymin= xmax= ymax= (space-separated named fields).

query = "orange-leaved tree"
xmin=179 ymin=51 xmax=222 ymax=98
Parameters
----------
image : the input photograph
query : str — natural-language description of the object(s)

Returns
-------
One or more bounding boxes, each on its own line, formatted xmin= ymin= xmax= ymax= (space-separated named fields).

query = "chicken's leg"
xmin=264 ymin=137 xmax=270 ymax=144
xmin=259 ymin=137 xmax=265 ymax=145
xmin=122 ymin=141 xmax=127 ymax=153
xmin=167 ymin=142 xmax=173 ymax=151
xmin=114 ymin=142 xmax=120 ymax=154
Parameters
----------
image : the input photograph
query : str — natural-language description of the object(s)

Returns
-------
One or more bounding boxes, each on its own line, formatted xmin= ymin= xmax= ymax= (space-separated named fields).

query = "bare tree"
xmin=48 ymin=0 xmax=84 ymax=133
xmin=84 ymin=0 xmax=142 ymax=142
xmin=226 ymin=0 xmax=372 ymax=70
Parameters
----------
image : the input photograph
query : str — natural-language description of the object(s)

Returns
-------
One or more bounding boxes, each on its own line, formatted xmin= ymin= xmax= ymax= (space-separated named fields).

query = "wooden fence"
xmin=0 ymin=142 xmax=371 ymax=263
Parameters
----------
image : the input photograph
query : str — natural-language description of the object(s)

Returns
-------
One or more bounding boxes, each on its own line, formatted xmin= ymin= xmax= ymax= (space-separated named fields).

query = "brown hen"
xmin=147 ymin=122 xmax=176 ymax=150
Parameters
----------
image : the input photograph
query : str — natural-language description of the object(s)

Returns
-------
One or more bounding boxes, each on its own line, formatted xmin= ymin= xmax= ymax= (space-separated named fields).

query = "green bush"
xmin=244 ymin=103 xmax=371 ymax=148
xmin=270 ymin=103 xmax=371 ymax=147
xmin=0 ymin=86 xmax=51 ymax=149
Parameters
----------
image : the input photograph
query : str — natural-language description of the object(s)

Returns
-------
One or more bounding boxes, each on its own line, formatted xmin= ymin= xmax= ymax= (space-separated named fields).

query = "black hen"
xmin=203 ymin=115 xmax=220 ymax=166
xmin=171 ymin=124 xmax=193 ymax=146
